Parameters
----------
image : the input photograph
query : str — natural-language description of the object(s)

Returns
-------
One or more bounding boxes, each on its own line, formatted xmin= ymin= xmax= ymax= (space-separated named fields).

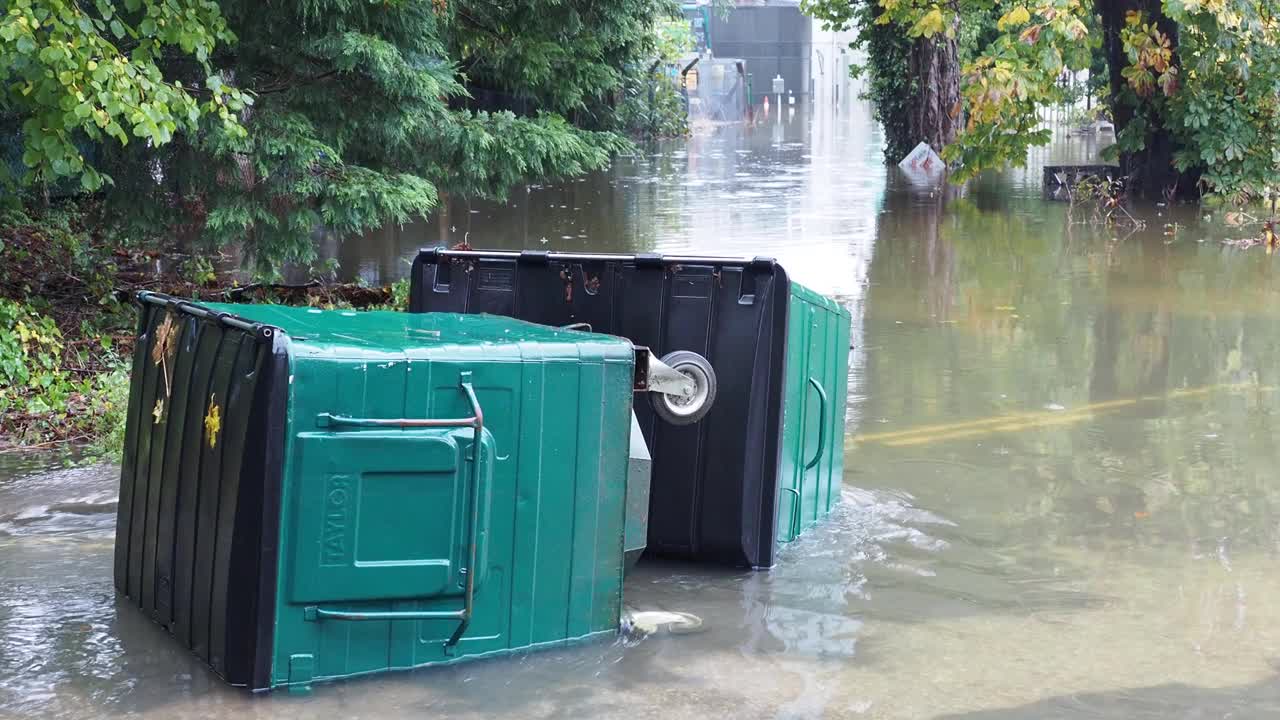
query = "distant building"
xmin=684 ymin=1 xmax=812 ymax=103
xmin=682 ymin=1 xmax=859 ymax=107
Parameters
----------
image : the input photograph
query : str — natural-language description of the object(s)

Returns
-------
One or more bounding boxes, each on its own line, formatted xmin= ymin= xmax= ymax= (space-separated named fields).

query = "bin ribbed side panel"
xmin=114 ymin=298 xmax=286 ymax=689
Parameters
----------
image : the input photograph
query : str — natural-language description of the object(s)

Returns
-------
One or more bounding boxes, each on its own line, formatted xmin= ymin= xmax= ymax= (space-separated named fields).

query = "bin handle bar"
xmin=305 ymin=376 xmax=485 ymax=656
xmin=804 ymin=377 xmax=828 ymax=470
xmin=421 ymin=247 xmax=775 ymax=268
xmin=316 ymin=414 xmax=480 ymax=429
xmin=136 ymin=291 xmax=276 ymax=339
xmin=783 ymin=378 xmax=829 ymax=544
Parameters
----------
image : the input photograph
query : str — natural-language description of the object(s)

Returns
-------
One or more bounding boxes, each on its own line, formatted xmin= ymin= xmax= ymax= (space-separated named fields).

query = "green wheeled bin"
xmin=114 ymin=293 xmax=636 ymax=691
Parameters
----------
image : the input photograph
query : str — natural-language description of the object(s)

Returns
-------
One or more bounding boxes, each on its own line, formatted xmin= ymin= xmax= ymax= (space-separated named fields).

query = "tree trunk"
xmin=1098 ymin=0 xmax=1199 ymax=198
xmin=908 ymin=33 xmax=960 ymax=155
xmin=865 ymin=13 xmax=960 ymax=163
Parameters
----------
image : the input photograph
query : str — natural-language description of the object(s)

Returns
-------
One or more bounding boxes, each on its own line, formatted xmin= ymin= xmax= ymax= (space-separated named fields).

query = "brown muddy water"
xmin=6 ymin=103 xmax=1280 ymax=719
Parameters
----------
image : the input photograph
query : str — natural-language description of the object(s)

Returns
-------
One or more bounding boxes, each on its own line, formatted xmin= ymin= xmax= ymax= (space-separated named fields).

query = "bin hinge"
xmin=288 ymin=653 xmax=314 ymax=693
xmin=630 ymin=346 xmax=695 ymax=398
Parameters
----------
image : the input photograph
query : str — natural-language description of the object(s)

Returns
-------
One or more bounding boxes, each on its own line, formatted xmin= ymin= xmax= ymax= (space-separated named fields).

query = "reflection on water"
xmin=319 ymin=102 xmax=882 ymax=298
xmin=7 ymin=104 xmax=1280 ymax=718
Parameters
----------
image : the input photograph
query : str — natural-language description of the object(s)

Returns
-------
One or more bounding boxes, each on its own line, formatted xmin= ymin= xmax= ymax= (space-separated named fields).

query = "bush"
xmin=0 ymin=299 xmax=128 ymax=449
xmin=0 ymin=299 xmax=66 ymax=414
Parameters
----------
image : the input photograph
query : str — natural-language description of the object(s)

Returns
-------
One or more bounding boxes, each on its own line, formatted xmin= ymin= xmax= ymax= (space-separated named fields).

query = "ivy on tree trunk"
xmin=1098 ymin=0 xmax=1198 ymax=199
xmin=907 ymin=31 xmax=961 ymax=155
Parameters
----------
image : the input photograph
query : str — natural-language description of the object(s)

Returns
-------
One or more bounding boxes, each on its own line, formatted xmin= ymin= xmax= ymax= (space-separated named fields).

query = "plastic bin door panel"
xmin=288 ymin=429 xmax=490 ymax=604
xmin=777 ymin=289 xmax=850 ymax=545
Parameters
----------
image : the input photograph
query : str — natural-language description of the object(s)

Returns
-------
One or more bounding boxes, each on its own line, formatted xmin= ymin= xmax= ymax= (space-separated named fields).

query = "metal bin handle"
xmin=804 ymin=377 xmax=828 ymax=470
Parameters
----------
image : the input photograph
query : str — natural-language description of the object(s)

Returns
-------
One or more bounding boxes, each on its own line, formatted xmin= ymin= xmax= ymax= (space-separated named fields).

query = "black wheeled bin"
xmin=408 ymin=248 xmax=851 ymax=568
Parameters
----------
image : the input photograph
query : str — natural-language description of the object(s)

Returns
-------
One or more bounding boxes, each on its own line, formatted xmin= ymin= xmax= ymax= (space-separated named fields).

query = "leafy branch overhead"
xmin=1 ymin=0 xmax=249 ymax=191
xmin=870 ymin=0 xmax=1094 ymax=182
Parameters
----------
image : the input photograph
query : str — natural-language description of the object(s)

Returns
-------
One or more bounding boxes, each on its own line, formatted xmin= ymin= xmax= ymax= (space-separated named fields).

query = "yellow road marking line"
xmin=849 ymin=382 xmax=1271 ymax=448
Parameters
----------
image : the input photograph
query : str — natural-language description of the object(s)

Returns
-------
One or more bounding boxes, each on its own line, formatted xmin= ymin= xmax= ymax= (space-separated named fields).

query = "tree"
xmin=3 ymin=0 xmax=678 ymax=272
xmin=804 ymin=0 xmax=1280 ymax=202
xmin=1101 ymin=0 xmax=1280 ymax=201
xmin=805 ymin=0 xmax=961 ymax=161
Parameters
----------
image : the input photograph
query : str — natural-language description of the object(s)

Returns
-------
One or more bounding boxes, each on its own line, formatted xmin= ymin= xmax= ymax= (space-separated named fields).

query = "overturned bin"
xmin=114 ymin=293 xmax=641 ymax=690
xmin=409 ymin=249 xmax=851 ymax=568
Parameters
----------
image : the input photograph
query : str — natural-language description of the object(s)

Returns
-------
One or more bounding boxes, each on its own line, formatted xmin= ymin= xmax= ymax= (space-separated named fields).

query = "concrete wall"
xmin=810 ymin=24 xmax=860 ymax=108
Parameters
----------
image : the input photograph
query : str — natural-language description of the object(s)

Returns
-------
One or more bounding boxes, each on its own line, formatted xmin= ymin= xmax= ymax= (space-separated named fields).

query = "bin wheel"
xmin=650 ymin=351 xmax=717 ymax=426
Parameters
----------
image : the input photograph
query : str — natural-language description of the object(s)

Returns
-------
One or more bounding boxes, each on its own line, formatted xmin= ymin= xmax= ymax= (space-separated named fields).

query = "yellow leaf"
xmin=204 ymin=395 xmax=222 ymax=449
xmin=912 ymin=7 xmax=946 ymax=37
xmin=998 ymin=5 xmax=1032 ymax=30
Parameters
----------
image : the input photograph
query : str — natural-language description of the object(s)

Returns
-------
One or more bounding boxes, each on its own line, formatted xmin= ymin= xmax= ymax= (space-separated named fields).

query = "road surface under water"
xmin=6 ymin=103 xmax=1280 ymax=718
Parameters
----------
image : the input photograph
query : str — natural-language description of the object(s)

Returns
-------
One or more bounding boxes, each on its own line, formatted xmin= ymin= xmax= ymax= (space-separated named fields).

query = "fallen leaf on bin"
xmin=204 ymin=396 xmax=222 ymax=449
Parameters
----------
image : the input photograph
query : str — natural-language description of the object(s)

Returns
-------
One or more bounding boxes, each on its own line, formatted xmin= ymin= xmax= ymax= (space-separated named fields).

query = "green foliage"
xmin=810 ymin=0 xmax=1086 ymax=179
xmin=388 ymin=277 xmax=410 ymax=312
xmin=807 ymin=0 xmax=1280 ymax=200
xmin=5 ymin=0 xmax=679 ymax=274
xmin=0 ymin=299 xmax=127 ymax=445
xmin=0 ymin=298 xmax=64 ymax=410
xmin=652 ymin=16 xmax=694 ymax=62
xmin=0 ymin=0 xmax=249 ymax=191
xmin=615 ymin=16 xmax=693 ymax=138
xmin=617 ymin=71 xmax=687 ymax=138
xmin=449 ymin=0 xmax=676 ymax=121
xmin=87 ymin=364 xmax=130 ymax=455
xmin=875 ymin=0 xmax=1094 ymax=182
xmin=419 ymin=111 xmax=631 ymax=200
xmin=1114 ymin=3 xmax=1280 ymax=203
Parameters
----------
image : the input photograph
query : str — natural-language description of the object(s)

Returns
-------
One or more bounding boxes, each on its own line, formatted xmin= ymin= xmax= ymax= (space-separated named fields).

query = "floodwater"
xmin=6 ymin=101 xmax=1280 ymax=719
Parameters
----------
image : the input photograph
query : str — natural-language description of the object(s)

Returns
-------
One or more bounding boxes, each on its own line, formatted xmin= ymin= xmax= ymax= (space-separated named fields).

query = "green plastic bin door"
xmin=777 ymin=287 xmax=847 ymax=544
xmin=289 ymin=427 xmax=492 ymax=605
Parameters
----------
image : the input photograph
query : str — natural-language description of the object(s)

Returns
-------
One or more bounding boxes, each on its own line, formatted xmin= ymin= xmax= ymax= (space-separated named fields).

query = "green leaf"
xmin=81 ymin=169 xmax=103 ymax=192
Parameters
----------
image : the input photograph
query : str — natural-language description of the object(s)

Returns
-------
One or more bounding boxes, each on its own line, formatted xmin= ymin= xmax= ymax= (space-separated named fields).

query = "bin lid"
xmin=203 ymin=303 xmax=632 ymax=360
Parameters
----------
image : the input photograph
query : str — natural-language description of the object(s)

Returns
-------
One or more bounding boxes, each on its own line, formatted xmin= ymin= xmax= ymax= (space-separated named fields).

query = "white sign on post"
xmin=898 ymin=141 xmax=945 ymax=174
xmin=897 ymin=141 xmax=946 ymax=188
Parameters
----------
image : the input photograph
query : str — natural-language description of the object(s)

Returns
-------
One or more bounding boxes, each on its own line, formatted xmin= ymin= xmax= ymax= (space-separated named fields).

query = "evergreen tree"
xmin=3 ymin=0 xmax=676 ymax=272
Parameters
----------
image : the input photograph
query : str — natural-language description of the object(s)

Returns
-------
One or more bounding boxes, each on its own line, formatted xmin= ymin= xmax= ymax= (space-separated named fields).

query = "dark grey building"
xmin=685 ymin=1 xmax=813 ymax=102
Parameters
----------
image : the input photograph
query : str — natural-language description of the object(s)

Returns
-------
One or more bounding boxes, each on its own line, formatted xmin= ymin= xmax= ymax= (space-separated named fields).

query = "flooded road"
xmin=7 ymin=102 xmax=1280 ymax=718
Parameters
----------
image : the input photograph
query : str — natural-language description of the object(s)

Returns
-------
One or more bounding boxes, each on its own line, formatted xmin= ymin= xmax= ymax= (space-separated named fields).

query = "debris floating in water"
xmin=620 ymin=607 xmax=704 ymax=640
